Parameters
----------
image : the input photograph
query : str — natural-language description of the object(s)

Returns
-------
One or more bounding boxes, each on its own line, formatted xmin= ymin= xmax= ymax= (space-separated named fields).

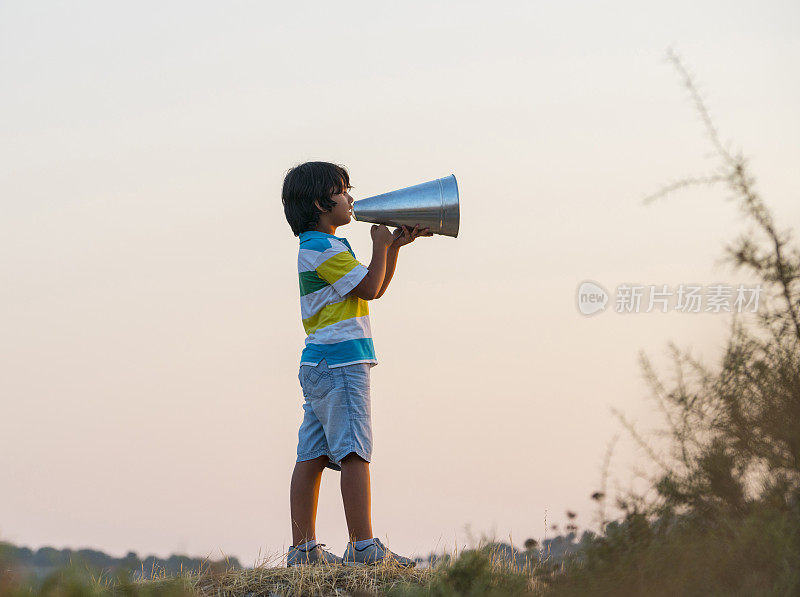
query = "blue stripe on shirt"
xmin=299 ymin=236 xmax=333 ymax=252
xmin=301 ymin=338 xmax=377 ymax=367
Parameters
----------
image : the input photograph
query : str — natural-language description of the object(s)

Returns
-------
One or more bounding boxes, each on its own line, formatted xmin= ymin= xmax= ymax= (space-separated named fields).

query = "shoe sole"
xmin=342 ymin=560 xmax=415 ymax=567
xmin=288 ymin=560 xmax=343 ymax=567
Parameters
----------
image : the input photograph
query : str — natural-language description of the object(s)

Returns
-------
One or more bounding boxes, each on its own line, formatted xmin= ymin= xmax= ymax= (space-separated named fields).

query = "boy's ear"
xmin=313 ymin=199 xmax=327 ymax=213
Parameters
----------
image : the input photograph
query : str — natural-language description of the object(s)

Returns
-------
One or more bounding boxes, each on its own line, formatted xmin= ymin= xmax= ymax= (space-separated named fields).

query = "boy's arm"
xmin=375 ymin=246 xmax=399 ymax=299
xmin=374 ymin=224 xmax=432 ymax=299
xmin=350 ymin=225 xmax=394 ymax=300
xmin=350 ymin=242 xmax=389 ymax=300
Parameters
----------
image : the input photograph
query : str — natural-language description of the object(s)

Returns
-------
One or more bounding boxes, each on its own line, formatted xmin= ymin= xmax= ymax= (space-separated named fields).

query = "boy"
xmin=281 ymin=161 xmax=432 ymax=567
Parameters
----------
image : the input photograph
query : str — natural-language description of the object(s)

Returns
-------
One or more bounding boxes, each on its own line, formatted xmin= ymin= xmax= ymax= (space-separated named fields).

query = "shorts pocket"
xmin=302 ymin=367 xmax=334 ymax=399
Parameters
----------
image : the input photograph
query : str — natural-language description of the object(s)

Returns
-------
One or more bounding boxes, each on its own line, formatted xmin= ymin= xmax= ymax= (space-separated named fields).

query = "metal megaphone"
xmin=352 ymin=174 xmax=459 ymax=238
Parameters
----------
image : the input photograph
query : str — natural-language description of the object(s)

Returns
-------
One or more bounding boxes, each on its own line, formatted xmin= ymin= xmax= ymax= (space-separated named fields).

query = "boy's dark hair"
xmin=282 ymin=161 xmax=351 ymax=236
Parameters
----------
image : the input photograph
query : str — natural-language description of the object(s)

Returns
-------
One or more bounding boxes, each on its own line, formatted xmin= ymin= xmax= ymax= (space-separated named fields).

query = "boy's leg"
xmin=340 ymin=452 xmax=373 ymax=542
xmin=289 ymin=455 xmax=329 ymax=546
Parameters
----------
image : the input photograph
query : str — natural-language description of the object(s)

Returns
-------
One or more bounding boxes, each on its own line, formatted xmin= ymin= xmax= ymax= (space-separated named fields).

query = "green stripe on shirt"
xmin=299 ymin=270 xmax=330 ymax=296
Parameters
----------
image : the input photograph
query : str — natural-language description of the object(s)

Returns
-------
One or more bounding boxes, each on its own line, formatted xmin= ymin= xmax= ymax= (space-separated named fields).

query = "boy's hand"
xmin=391 ymin=224 xmax=433 ymax=248
xmin=370 ymin=224 xmax=394 ymax=248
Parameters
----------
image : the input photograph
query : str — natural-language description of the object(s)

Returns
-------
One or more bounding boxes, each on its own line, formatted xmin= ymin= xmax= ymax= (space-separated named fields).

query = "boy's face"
xmin=317 ymin=184 xmax=354 ymax=228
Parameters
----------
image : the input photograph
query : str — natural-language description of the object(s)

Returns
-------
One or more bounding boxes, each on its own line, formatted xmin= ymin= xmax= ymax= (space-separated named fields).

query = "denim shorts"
xmin=296 ymin=358 xmax=373 ymax=471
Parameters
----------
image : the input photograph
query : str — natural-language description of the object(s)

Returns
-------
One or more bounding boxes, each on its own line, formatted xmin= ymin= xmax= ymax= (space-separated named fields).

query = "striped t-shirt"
xmin=297 ymin=231 xmax=377 ymax=368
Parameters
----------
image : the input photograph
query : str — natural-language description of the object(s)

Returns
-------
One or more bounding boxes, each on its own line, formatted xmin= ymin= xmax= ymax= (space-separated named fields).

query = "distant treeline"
xmin=0 ymin=541 xmax=241 ymax=581
xmin=417 ymin=532 xmax=587 ymax=570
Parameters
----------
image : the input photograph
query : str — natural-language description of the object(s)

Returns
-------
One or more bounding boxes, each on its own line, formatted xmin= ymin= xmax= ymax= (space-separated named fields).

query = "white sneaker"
xmin=287 ymin=542 xmax=342 ymax=566
xmin=342 ymin=538 xmax=416 ymax=567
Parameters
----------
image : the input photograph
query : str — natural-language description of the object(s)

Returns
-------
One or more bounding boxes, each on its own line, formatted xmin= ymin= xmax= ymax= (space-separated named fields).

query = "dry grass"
xmin=129 ymin=543 xmax=546 ymax=597
xmin=184 ymin=561 xmax=433 ymax=596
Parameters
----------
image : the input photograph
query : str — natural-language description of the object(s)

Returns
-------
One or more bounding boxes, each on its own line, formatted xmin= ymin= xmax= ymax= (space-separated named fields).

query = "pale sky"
xmin=2 ymin=0 xmax=799 ymax=566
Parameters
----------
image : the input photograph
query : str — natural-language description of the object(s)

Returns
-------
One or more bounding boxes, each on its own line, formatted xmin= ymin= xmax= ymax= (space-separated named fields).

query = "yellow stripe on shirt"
xmin=316 ymin=251 xmax=360 ymax=285
xmin=302 ymin=297 xmax=369 ymax=336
